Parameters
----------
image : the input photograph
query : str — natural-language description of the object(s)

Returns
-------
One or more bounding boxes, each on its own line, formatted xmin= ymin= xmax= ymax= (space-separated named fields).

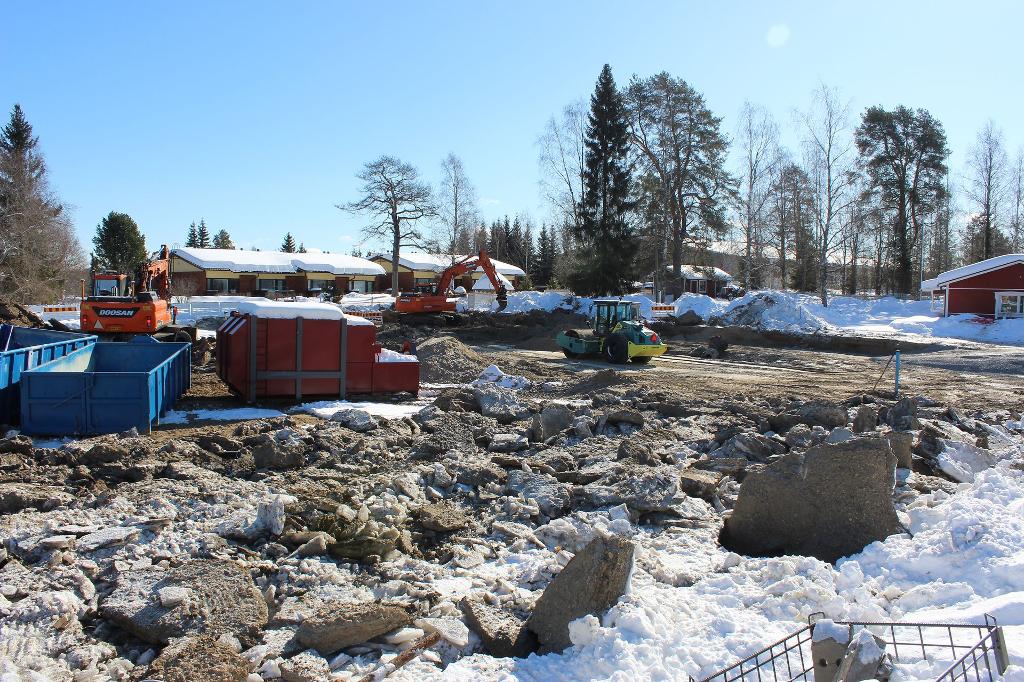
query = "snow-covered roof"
xmin=172 ymin=248 xmax=385 ymax=276
xmin=665 ymin=264 xmax=733 ymax=281
xmin=472 ymin=271 xmax=515 ymax=292
xmin=235 ymin=298 xmax=373 ymax=324
xmin=926 ymin=254 xmax=1024 ymax=289
xmin=373 ymin=252 xmax=526 ymax=276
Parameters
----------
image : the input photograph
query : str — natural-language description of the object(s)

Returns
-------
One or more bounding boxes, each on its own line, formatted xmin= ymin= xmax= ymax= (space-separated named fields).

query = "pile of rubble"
xmin=0 ymin=369 xmax=1020 ymax=680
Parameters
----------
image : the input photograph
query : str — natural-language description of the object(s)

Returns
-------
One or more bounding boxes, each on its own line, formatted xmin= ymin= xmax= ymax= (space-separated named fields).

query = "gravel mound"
xmin=417 ymin=336 xmax=486 ymax=384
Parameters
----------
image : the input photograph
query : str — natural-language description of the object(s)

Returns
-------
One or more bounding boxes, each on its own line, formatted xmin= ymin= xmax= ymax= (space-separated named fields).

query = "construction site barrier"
xmin=344 ymin=310 xmax=384 ymax=326
xmin=650 ymin=304 xmax=676 ymax=318
xmin=42 ymin=305 xmax=79 ymax=313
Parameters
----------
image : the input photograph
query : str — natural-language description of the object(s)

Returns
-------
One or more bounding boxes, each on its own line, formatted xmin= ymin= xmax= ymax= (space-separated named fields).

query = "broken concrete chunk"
xmin=507 ymin=470 xmax=572 ymax=517
xmin=0 ymin=483 xmax=73 ymax=514
xmin=78 ymin=526 xmax=141 ymax=552
xmin=100 ymin=559 xmax=269 ymax=646
xmin=770 ymin=401 xmax=848 ymax=432
xmin=461 ymin=599 xmax=537 ymax=658
xmin=527 ymin=535 xmax=635 ymax=653
xmin=851 ymin=405 xmax=878 ymax=433
xmin=330 ymin=408 xmax=377 ymax=433
xmin=417 ymin=502 xmax=469 ymax=532
xmin=722 ymin=437 xmax=903 ymax=563
xmin=532 ymin=404 xmax=574 ymax=441
xmin=295 ymin=602 xmax=412 ymax=655
xmin=605 ymin=408 xmax=644 ymax=427
xmin=142 ymin=635 xmax=251 ymax=682
xmin=280 ymin=649 xmax=332 ymax=682
xmin=884 ymin=431 xmax=914 ymax=470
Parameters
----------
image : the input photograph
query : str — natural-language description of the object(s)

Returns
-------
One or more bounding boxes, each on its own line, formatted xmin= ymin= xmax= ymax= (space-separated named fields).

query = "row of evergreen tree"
xmin=183 ymin=220 xmax=234 ymax=249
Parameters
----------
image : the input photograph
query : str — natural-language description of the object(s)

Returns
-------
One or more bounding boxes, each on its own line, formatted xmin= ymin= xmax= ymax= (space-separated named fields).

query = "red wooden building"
xmin=922 ymin=254 xmax=1024 ymax=317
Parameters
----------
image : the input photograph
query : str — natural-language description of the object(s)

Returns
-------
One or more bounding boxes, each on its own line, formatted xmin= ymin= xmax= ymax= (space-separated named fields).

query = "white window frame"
xmin=258 ymin=279 xmax=285 ymax=292
xmin=697 ymin=279 xmax=707 ymax=294
xmin=995 ymin=292 xmax=1024 ymax=319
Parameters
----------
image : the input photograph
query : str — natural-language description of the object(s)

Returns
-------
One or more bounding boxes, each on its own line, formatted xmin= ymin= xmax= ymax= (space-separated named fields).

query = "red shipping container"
xmin=215 ymin=301 xmax=418 ymax=402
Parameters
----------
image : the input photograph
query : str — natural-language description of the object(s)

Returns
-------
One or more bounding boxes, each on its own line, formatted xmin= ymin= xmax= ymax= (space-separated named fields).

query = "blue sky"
xmin=3 ymin=1 xmax=1021 ymax=256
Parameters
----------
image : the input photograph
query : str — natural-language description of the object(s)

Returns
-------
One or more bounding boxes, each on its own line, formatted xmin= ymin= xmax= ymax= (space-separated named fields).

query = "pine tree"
xmin=94 ymin=212 xmax=147 ymax=275
xmin=196 ymin=220 xmax=211 ymax=248
xmin=185 ymin=222 xmax=199 ymax=248
xmin=298 ymin=243 xmax=307 ymax=253
xmin=569 ymin=64 xmax=638 ymax=295
xmin=281 ymin=233 xmax=297 ymax=253
xmin=212 ymin=229 xmax=234 ymax=249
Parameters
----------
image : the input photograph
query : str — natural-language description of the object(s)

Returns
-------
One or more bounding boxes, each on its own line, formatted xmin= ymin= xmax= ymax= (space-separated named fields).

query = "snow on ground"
xmin=161 ymin=407 xmax=286 ymax=424
xmin=394 ymin=465 xmax=1024 ymax=681
xmin=339 ymin=292 xmax=397 ymax=312
xmin=491 ymin=289 xmax=1024 ymax=346
xmin=293 ymin=399 xmax=427 ymax=420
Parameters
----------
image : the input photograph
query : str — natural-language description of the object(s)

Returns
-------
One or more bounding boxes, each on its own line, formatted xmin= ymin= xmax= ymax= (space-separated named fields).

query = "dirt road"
xmin=474 ymin=341 xmax=1024 ymax=411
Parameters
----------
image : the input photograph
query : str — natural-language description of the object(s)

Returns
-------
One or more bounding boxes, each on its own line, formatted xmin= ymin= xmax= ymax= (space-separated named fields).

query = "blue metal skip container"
xmin=0 ymin=325 xmax=97 ymax=425
xmin=19 ymin=337 xmax=191 ymax=436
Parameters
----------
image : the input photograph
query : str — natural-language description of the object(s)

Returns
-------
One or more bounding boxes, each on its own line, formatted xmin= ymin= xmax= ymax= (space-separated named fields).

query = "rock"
xmin=280 ymin=650 xmax=332 ymax=682
xmin=784 ymin=424 xmax=814 ymax=448
xmin=581 ymin=467 xmax=682 ymax=512
xmin=770 ymin=401 xmax=849 ymax=431
xmin=679 ymin=468 xmax=723 ymax=501
xmin=448 ymin=459 xmax=506 ymax=487
xmin=0 ymin=434 xmax=33 ymax=456
xmin=0 ymin=483 xmax=73 ymax=513
xmin=722 ymin=437 xmax=903 ymax=563
xmin=488 ymin=433 xmax=530 ymax=453
xmin=712 ymin=432 xmax=785 ymax=462
xmin=414 ymin=617 xmax=471 ymax=647
xmin=674 ymin=309 xmax=702 ymax=326
xmin=571 ymin=416 xmax=594 ymax=439
xmin=251 ymin=434 xmax=306 ymax=470
xmin=418 ymin=502 xmax=469 ymax=532
xmin=80 ymin=439 xmax=131 ymax=465
xmin=330 ymin=408 xmax=377 ymax=433
xmin=196 ymin=433 xmax=243 ymax=454
xmin=142 ymin=635 xmax=250 ymax=682
xmin=471 ymin=384 xmax=530 ymax=424
xmin=825 ymin=427 xmax=854 ymax=444
xmin=158 ymin=586 xmax=191 ymax=608
xmin=885 ymin=431 xmax=914 ymax=469
xmin=78 ymin=526 xmax=141 ymax=552
xmin=835 ymin=630 xmax=891 ymax=682
xmin=852 ymin=405 xmax=878 ymax=433
xmin=296 ymin=602 xmax=412 ymax=655
xmin=531 ymin=404 xmax=574 ymax=442
xmin=100 ymin=559 xmax=269 ymax=646
xmin=507 ymin=471 xmax=572 ymax=517
xmin=461 ymin=599 xmax=536 ymax=658
xmin=884 ymin=397 xmax=919 ymax=431
xmin=617 ymin=439 xmax=659 ymax=466
xmin=605 ymin=408 xmax=644 ymax=427
xmin=527 ymin=535 xmax=635 ymax=653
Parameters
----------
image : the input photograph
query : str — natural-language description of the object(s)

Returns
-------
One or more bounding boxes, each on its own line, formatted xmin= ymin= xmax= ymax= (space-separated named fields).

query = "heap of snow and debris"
xmin=2 ymin=360 xmax=1023 ymax=680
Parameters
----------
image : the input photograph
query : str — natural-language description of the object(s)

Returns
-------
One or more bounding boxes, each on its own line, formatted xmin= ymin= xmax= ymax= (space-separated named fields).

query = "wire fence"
xmin=691 ymin=615 xmax=1008 ymax=682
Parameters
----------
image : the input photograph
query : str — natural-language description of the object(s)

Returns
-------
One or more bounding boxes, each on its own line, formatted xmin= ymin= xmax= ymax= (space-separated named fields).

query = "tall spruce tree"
xmin=281 ymin=232 xmax=297 ymax=252
xmin=94 ymin=212 xmax=147 ymax=275
xmin=196 ymin=220 xmax=211 ymax=248
xmin=185 ymin=222 xmax=199 ymax=247
xmin=569 ymin=64 xmax=637 ymax=295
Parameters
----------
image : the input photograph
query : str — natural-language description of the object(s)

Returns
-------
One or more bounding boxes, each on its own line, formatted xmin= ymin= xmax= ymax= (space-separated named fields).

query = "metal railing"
xmin=691 ymin=615 xmax=1008 ymax=682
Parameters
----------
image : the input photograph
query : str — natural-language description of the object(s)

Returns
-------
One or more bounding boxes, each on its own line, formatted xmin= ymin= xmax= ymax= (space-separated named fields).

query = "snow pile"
xmin=340 ymin=292 xmax=396 ymax=312
xmin=472 ymin=364 xmax=530 ymax=390
xmin=162 ymin=407 xmax=286 ymax=424
xmin=673 ymin=293 xmax=727 ymax=320
xmin=376 ymin=348 xmax=419 ymax=363
xmin=496 ymin=291 xmax=580 ymax=314
xmin=717 ymin=292 xmax=832 ymax=333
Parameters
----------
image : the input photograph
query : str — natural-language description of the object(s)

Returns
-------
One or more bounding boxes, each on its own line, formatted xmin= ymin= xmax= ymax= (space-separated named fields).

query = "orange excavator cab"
xmin=394 ymin=250 xmax=508 ymax=315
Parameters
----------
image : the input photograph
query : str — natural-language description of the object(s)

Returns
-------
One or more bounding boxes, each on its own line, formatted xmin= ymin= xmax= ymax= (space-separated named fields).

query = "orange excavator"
xmin=80 ymin=245 xmax=196 ymax=341
xmin=394 ymin=249 xmax=509 ymax=315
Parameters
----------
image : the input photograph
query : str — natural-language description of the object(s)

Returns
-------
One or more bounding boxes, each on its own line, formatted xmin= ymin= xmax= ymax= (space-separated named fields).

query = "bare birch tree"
xmin=338 ymin=156 xmax=436 ymax=293
xmin=538 ymin=100 xmax=587 ymax=232
xmin=1009 ymin=147 xmax=1023 ymax=252
xmin=797 ymin=84 xmax=855 ymax=306
xmin=964 ymin=121 xmax=1009 ymax=260
xmin=435 ymin=153 xmax=477 ymax=259
xmin=735 ymin=101 xmax=779 ymax=289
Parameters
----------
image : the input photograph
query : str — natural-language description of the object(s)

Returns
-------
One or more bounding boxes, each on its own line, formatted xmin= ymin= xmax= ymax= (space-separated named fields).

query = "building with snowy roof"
xmin=169 ymin=248 xmax=385 ymax=297
xmin=920 ymin=254 xmax=1024 ymax=317
xmin=651 ymin=264 xmax=733 ymax=298
xmin=368 ymin=252 xmax=526 ymax=292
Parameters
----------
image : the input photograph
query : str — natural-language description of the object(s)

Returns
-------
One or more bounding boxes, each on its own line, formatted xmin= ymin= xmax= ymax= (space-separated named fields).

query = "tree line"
xmin=344 ymin=66 xmax=1023 ymax=304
